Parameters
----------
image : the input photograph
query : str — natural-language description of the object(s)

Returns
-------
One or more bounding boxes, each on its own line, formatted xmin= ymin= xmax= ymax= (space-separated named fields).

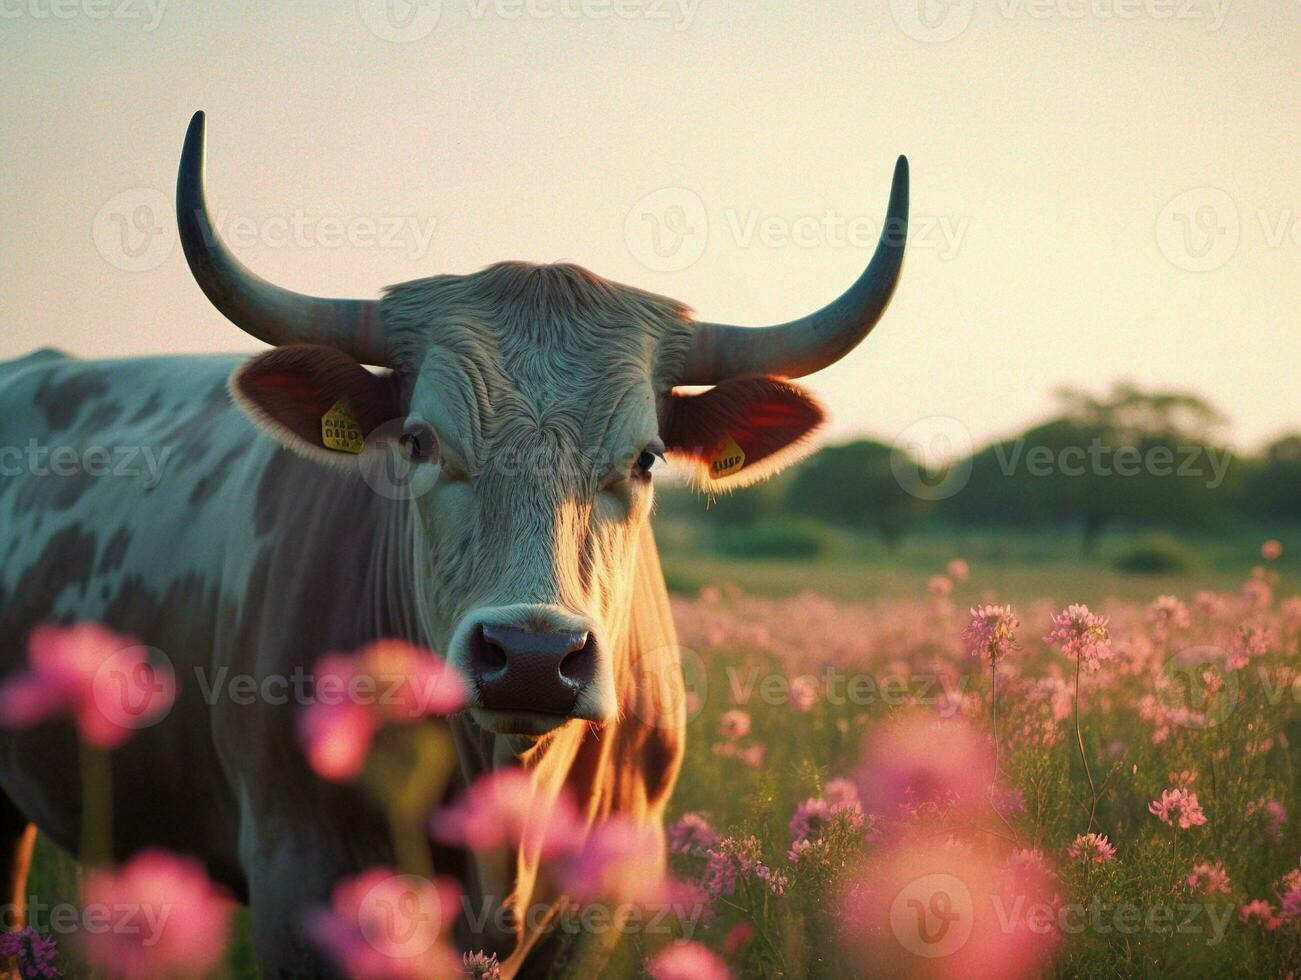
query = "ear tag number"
xmin=709 ymin=434 xmax=746 ymax=478
xmin=321 ymin=400 xmax=365 ymax=454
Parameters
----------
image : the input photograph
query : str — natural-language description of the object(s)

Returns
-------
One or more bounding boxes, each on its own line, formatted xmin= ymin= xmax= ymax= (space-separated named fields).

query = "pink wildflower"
xmin=1243 ymin=576 xmax=1272 ymax=610
xmin=0 ymin=926 xmax=61 ymax=979
xmin=646 ymin=940 xmax=729 ymax=980
xmin=1146 ymin=595 xmax=1190 ymax=632
xmin=789 ymin=676 xmax=818 ymax=712
xmin=1239 ymin=899 xmax=1279 ymax=929
xmin=1246 ymin=797 xmax=1287 ymax=842
xmin=462 ymin=950 xmax=502 ymax=979
xmin=1044 ymin=604 xmax=1111 ymax=671
xmin=947 ymin=558 xmax=970 ymax=582
xmin=857 ymin=715 xmax=994 ymax=821
xmin=702 ymin=836 xmax=787 ymax=898
xmin=306 ymin=869 xmax=461 ymax=980
xmin=824 ymin=777 xmax=860 ymax=808
xmin=718 ymin=709 xmax=751 ymax=739
xmin=723 ymin=921 xmax=755 ymax=954
xmin=0 ymin=623 xmax=175 ymax=749
xmin=557 ymin=816 xmax=667 ymax=904
xmin=1149 ymin=787 xmax=1208 ymax=829
xmin=839 ymin=838 xmax=1057 ymax=979
xmin=1067 ymin=833 xmax=1116 ymax=865
xmin=964 ymin=605 xmax=1019 ymax=663
xmin=666 ymin=812 xmax=721 ymax=856
xmin=431 ymin=769 xmax=580 ymax=860
xmin=928 ymin=575 xmax=953 ymax=599
xmin=1261 ymin=539 xmax=1283 ymax=561
xmin=297 ymin=640 xmax=467 ymax=781
xmin=1186 ymin=860 xmax=1231 ymax=895
xmin=80 ymin=850 xmax=233 ymax=980
xmin=789 ymin=796 xmax=865 ymax=844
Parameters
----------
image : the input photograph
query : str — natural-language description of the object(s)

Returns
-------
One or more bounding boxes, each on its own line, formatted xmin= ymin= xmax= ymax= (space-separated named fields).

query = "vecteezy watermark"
xmin=0 ymin=898 xmax=173 ymax=944
xmin=0 ymin=0 xmax=167 ymax=30
xmin=459 ymin=894 xmax=710 ymax=938
xmin=190 ymin=663 xmax=467 ymax=714
xmin=891 ymin=873 xmax=974 ymax=956
xmin=624 ymin=187 xmax=710 ymax=272
xmin=92 ymin=645 xmax=176 ymax=733
xmin=199 ymin=209 xmax=439 ymax=261
xmin=0 ymin=441 xmax=172 ymax=489
xmin=625 ymin=644 xmax=709 ymax=729
xmin=725 ymin=666 xmax=972 ymax=717
xmin=891 ymin=416 xmax=975 ymax=501
xmin=624 ymin=188 xmax=964 ymax=272
xmin=93 ymin=190 xmax=440 ymax=273
xmin=989 ymin=438 xmax=1233 ymax=489
xmin=92 ymin=189 xmax=175 ymax=273
xmin=1155 ymin=187 xmax=1239 ymax=272
xmin=1157 ymin=188 xmax=1301 ymax=272
xmin=357 ymin=0 xmax=701 ymax=42
xmin=890 ymin=0 xmax=1231 ymax=44
xmin=891 ymin=873 xmax=1236 ymax=959
xmin=991 ymin=897 xmax=1235 ymax=946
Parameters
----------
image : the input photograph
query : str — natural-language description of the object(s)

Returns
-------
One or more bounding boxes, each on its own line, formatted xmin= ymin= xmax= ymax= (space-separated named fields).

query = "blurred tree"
xmin=1240 ymin=434 xmax=1301 ymax=523
xmin=786 ymin=440 xmax=929 ymax=547
xmin=940 ymin=383 xmax=1238 ymax=552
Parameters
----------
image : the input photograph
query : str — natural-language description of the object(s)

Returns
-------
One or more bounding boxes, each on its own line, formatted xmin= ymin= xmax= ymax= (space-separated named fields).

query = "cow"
xmin=0 ymin=112 xmax=907 ymax=977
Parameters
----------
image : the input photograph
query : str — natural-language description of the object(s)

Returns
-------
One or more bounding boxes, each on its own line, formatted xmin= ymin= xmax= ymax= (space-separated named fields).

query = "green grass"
xmin=656 ymin=521 xmax=1299 ymax=606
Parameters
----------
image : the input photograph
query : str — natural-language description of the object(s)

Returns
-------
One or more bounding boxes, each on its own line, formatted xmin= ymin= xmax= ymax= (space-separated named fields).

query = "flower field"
xmin=12 ymin=544 xmax=1301 ymax=978
xmin=646 ymin=546 xmax=1301 ymax=977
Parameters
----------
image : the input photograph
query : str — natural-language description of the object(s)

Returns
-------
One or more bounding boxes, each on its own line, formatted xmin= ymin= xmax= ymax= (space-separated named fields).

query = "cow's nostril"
xmin=559 ymin=634 xmax=596 ymax=687
xmin=470 ymin=624 xmax=509 ymax=679
xmin=471 ymin=621 xmax=599 ymax=716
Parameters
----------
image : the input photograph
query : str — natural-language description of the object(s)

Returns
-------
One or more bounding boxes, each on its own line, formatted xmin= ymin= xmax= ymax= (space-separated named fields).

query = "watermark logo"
xmin=358 ymin=874 xmax=445 ymax=957
xmin=624 ymin=187 xmax=710 ymax=272
xmin=358 ymin=0 xmax=442 ymax=41
xmin=358 ymin=421 xmax=442 ymax=502
xmin=629 ymin=644 xmax=708 ymax=729
xmin=92 ymin=189 xmax=174 ymax=273
xmin=891 ymin=416 xmax=974 ymax=500
xmin=890 ymin=0 xmax=975 ymax=43
xmin=0 ymin=0 xmax=168 ymax=31
xmin=890 ymin=873 xmax=973 ymax=957
xmin=1155 ymin=645 xmax=1239 ymax=730
xmin=1155 ymin=187 xmax=1239 ymax=272
xmin=92 ymin=645 xmax=176 ymax=732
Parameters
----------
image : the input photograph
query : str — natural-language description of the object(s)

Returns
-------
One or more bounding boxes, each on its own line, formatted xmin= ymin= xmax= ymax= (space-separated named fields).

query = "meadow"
xmin=13 ymin=527 xmax=1301 ymax=978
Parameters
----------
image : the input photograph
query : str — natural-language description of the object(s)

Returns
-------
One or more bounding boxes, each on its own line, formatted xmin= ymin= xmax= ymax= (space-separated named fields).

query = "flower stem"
xmin=1073 ymin=658 xmax=1099 ymax=833
xmin=79 ymin=741 xmax=112 ymax=866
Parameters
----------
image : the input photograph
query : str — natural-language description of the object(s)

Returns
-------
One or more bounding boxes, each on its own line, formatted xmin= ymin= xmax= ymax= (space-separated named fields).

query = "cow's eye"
xmin=400 ymin=422 xmax=439 ymax=463
xmin=632 ymin=447 xmax=663 ymax=480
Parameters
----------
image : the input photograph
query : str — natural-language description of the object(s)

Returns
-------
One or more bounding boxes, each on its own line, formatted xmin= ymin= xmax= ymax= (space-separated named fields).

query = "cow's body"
xmin=0 ymin=113 xmax=907 ymax=978
xmin=0 ymin=348 xmax=684 ymax=974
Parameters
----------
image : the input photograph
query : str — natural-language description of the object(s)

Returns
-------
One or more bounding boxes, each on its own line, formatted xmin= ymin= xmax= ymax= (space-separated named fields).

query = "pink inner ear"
xmin=663 ymin=377 xmax=825 ymax=469
xmin=233 ymin=345 xmax=400 ymax=451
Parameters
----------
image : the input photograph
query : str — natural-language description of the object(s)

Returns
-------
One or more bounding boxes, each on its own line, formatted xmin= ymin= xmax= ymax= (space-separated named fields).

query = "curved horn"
xmin=176 ymin=111 xmax=388 ymax=365
xmin=679 ymin=155 xmax=909 ymax=385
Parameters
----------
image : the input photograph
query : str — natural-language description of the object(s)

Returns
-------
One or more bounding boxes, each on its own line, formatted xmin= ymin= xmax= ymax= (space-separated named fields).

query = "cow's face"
xmin=176 ymin=111 xmax=906 ymax=738
xmin=230 ymin=264 xmax=825 ymax=737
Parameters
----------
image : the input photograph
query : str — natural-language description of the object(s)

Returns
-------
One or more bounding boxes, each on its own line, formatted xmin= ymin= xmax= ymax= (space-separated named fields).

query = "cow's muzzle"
xmin=450 ymin=606 xmax=612 ymax=735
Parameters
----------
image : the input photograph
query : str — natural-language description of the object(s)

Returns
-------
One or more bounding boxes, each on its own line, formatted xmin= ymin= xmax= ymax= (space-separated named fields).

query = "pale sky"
xmin=2 ymin=0 xmax=1297 ymax=459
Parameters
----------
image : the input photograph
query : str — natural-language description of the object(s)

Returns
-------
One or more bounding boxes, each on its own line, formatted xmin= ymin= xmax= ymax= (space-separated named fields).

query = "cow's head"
xmin=176 ymin=112 xmax=907 ymax=739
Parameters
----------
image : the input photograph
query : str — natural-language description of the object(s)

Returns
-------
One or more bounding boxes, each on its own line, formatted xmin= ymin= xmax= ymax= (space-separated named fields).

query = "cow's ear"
xmin=663 ymin=377 xmax=825 ymax=490
xmin=230 ymin=345 xmax=402 ymax=467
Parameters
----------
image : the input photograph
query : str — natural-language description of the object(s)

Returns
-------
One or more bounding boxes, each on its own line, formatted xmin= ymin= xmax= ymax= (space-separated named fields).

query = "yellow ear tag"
xmin=709 ymin=434 xmax=746 ymax=479
xmin=320 ymin=400 xmax=365 ymax=454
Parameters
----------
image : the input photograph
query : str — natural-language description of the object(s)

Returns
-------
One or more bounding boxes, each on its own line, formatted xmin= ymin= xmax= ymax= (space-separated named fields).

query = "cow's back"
xmin=0 ymin=349 xmax=276 ymax=887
